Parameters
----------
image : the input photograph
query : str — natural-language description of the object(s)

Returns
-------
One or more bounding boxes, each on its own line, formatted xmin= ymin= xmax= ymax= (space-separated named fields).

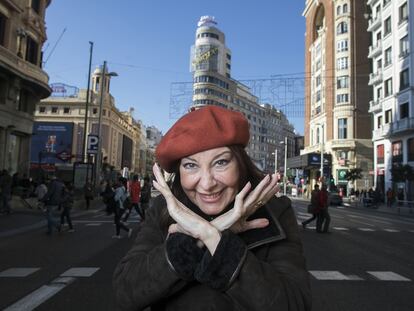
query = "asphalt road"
xmin=1 ymin=199 xmax=413 ymax=311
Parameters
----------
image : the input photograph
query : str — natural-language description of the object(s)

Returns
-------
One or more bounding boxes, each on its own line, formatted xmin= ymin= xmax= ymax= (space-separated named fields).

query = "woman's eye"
xmin=215 ymin=159 xmax=229 ymax=167
xmin=182 ymin=162 xmax=197 ymax=169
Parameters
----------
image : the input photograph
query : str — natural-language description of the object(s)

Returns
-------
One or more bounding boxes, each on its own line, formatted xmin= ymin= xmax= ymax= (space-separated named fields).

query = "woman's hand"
xmin=152 ymin=163 xmax=221 ymax=254
xmin=212 ymin=174 xmax=279 ymax=234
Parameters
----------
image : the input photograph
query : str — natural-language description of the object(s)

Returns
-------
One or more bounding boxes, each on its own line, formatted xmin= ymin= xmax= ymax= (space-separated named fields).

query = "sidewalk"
xmin=0 ymin=195 xmax=104 ymax=237
xmin=290 ymin=195 xmax=414 ymax=218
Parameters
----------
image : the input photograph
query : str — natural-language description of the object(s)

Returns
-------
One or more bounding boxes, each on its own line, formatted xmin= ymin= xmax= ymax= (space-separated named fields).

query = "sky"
xmin=43 ymin=0 xmax=306 ymax=135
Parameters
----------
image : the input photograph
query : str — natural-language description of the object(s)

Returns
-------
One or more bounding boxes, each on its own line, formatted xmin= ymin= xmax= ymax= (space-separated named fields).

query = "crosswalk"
xmin=296 ymin=220 xmax=414 ymax=233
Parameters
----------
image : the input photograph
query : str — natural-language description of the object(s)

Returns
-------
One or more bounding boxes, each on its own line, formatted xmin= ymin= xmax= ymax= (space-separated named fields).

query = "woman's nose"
xmin=198 ymin=170 xmax=217 ymax=190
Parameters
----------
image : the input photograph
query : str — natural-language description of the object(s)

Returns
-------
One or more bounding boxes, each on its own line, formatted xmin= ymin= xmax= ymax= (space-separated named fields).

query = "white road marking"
xmin=3 ymin=277 xmax=75 ymax=311
xmin=384 ymin=229 xmax=400 ymax=232
xmin=367 ymin=271 xmax=411 ymax=281
xmin=0 ymin=268 xmax=40 ymax=277
xmin=60 ymin=267 xmax=100 ymax=277
xmin=333 ymin=227 xmax=349 ymax=231
xmin=309 ymin=271 xmax=351 ymax=280
xmin=358 ymin=228 xmax=375 ymax=232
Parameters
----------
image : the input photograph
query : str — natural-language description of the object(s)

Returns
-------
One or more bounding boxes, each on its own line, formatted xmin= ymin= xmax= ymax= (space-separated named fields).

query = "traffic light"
xmin=329 ymin=176 xmax=335 ymax=185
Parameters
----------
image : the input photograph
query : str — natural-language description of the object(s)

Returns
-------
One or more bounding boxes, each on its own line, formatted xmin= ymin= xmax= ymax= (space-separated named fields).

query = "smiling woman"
xmin=113 ymin=106 xmax=311 ymax=311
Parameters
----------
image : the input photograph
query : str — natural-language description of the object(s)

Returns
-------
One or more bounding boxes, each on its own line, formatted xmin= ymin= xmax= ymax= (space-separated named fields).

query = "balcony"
xmin=368 ymin=99 xmax=382 ymax=113
xmin=0 ymin=45 xmax=50 ymax=97
xmin=390 ymin=117 xmax=414 ymax=136
xmin=368 ymin=71 xmax=383 ymax=86
xmin=367 ymin=14 xmax=382 ymax=32
xmin=368 ymin=42 xmax=382 ymax=58
xmin=373 ymin=123 xmax=391 ymax=140
xmin=330 ymin=139 xmax=356 ymax=149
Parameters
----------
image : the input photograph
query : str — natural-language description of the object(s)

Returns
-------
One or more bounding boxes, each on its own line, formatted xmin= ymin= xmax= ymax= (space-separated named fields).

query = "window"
xmin=63 ymin=107 xmax=70 ymax=114
xmin=337 ymin=5 xmax=341 ymax=15
xmin=400 ymin=35 xmax=409 ymax=57
xmin=377 ymin=115 xmax=383 ymax=129
xmin=25 ymin=36 xmax=39 ymax=65
xmin=226 ymin=63 xmax=231 ymax=69
xmin=39 ymin=106 xmax=46 ymax=113
xmin=31 ymin=0 xmax=41 ymax=14
xmin=385 ymin=109 xmax=392 ymax=123
xmin=408 ymin=138 xmax=414 ymax=161
xmin=338 ymin=118 xmax=347 ymax=139
xmin=337 ymin=22 xmax=348 ymax=35
xmin=400 ymin=69 xmax=409 ymax=90
xmin=337 ymin=93 xmax=349 ymax=103
xmin=337 ymin=76 xmax=349 ymax=89
xmin=377 ymin=87 xmax=383 ymax=99
xmin=337 ymin=57 xmax=348 ymax=70
xmin=383 ymin=0 xmax=391 ymax=7
xmin=51 ymin=107 xmax=58 ymax=114
xmin=384 ymin=47 xmax=392 ymax=67
xmin=400 ymin=102 xmax=409 ymax=119
xmin=92 ymin=108 xmax=98 ymax=114
xmin=392 ymin=141 xmax=403 ymax=162
xmin=343 ymin=4 xmax=348 ymax=14
xmin=377 ymin=58 xmax=382 ymax=71
xmin=384 ymin=17 xmax=392 ymax=36
xmin=377 ymin=144 xmax=384 ymax=164
xmin=0 ymin=12 xmax=6 ymax=47
xmin=399 ymin=2 xmax=408 ymax=24
xmin=226 ymin=53 xmax=231 ymax=60
xmin=384 ymin=78 xmax=393 ymax=97
xmin=316 ymin=75 xmax=321 ymax=87
xmin=337 ymin=39 xmax=348 ymax=52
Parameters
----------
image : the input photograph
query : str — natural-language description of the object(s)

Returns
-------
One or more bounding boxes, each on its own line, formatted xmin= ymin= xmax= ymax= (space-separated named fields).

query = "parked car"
xmin=328 ymin=191 xmax=343 ymax=205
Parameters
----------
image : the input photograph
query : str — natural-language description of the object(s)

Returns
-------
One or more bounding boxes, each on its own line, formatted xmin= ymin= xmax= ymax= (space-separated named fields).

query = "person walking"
xmin=139 ymin=176 xmax=151 ymax=217
xmin=123 ymin=174 xmax=143 ymax=222
xmin=316 ymin=184 xmax=330 ymax=233
xmin=112 ymin=177 xmax=132 ymax=239
xmin=113 ymin=106 xmax=311 ymax=310
xmin=0 ymin=170 xmax=12 ymax=215
xmin=84 ymin=181 xmax=94 ymax=210
xmin=386 ymin=188 xmax=394 ymax=207
xmin=41 ymin=176 xmax=64 ymax=235
xmin=302 ymin=184 xmax=320 ymax=229
xmin=60 ymin=183 xmax=74 ymax=232
xmin=34 ymin=179 xmax=48 ymax=210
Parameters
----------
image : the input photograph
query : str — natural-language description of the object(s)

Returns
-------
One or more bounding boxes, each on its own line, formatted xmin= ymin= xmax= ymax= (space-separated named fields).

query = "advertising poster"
xmin=30 ymin=122 xmax=74 ymax=164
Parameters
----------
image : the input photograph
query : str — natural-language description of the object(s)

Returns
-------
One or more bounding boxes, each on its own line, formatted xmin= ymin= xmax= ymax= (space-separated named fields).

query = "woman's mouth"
xmin=198 ymin=190 xmax=223 ymax=203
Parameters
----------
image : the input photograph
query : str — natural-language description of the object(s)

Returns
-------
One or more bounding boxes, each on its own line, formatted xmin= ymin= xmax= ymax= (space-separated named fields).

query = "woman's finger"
xmin=243 ymin=174 xmax=271 ymax=207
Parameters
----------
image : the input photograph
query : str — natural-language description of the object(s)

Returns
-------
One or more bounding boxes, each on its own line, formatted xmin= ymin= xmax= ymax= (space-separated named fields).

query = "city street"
xmin=1 ymin=198 xmax=413 ymax=311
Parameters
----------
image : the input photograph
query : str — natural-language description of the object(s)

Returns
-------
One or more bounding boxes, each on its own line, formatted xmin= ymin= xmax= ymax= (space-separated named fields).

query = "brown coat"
xmin=113 ymin=195 xmax=311 ymax=311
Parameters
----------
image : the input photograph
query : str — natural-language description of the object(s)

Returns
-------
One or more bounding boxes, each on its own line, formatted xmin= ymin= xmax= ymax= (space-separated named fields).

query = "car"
xmin=328 ymin=191 xmax=343 ymax=205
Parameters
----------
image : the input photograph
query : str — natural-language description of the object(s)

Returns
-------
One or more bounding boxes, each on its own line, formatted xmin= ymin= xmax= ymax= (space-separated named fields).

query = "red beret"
xmin=156 ymin=106 xmax=250 ymax=172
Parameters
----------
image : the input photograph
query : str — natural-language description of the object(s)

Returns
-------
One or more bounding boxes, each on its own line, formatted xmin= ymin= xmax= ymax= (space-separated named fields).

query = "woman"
xmin=113 ymin=177 xmax=133 ymax=239
xmin=113 ymin=106 xmax=311 ymax=310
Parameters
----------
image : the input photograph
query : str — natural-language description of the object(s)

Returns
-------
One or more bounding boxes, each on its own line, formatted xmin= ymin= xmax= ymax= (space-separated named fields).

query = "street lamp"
xmin=94 ymin=61 xmax=118 ymax=186
xmin=315 ymin=123 xmax=324 ymax=184
xmin=272 ymin=149 xmax=278 ymax=175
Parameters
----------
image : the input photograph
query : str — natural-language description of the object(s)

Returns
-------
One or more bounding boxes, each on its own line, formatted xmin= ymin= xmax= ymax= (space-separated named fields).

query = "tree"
xmin=344 ymin=168 xmax=363 ymax=188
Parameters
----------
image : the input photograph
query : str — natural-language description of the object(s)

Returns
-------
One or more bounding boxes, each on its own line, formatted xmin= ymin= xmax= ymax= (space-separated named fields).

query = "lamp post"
xmin=283 ymin=136 xmax=288 ymax=196
xmin=82 ymin=41 xmax=94 ymax=162
xmin=316 ymin=123 xmax=324 ymax=184
xmin=94 ymin=61 xmax=118 ymax=186
xmin=272 ymin=149 xmax=278 ymax=175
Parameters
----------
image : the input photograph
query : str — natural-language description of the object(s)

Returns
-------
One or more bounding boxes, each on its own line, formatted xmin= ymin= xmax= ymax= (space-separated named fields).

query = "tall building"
xmin=34 ymin=67 xmax=142 ymax=179
xmin=0 ymin=0 xmax=52 ymax=175
xmin=190 ymin=16 xmax=295 ymax=173
xmin=367 ymin=0 xmax=414 ymax=198
xmin=302 ymin=0 xmax=373 ymax=192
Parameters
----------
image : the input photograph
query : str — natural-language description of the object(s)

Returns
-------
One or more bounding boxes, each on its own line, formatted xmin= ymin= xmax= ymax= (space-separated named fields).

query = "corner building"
xmin=190 ymin=16 xmax=295 ymax=173
xmin=303 ymin=0 xmax=373 ymax=192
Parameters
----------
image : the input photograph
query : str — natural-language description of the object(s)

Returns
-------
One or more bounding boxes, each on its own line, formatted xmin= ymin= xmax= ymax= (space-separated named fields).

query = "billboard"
xmin=121 ymin=135 xmax=133 ymax=169
xmin=31 ymin=122 xmax=74 ymax=164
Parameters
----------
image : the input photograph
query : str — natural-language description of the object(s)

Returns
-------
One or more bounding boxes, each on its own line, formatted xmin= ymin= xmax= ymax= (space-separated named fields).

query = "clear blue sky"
xmin=44 ymin=0 xmax=306 ymax=134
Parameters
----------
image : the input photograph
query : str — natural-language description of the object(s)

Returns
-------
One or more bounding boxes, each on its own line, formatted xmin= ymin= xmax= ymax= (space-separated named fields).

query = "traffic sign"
xmin=87 ymin=135 xmax=99 ymax=154
xmin=56 ymin=150 xmax=73 ymax=162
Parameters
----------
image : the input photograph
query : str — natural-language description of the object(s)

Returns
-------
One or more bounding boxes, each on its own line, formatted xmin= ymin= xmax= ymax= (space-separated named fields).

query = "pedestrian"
xmin=34 ymin=178 xmax=48 ymax=210
xmin=139 ymin=176 xmax=151 ymax=217
xmin=84 ymin=181 xmax=94 ymax=210
xmin=123 ymin=174 xmax=143 ymax=222
xmin=112 ymin=177 xmax=132 ymax=239
xmin=113 ymin=106 xmax=311 ymax=310
xmin=302 ymin=184 xmax=320 ymax=229
xmin=316 ymin=184 xmax=330 ymax=233
xmin=41 ymin=176 xmax=64 ymax=235
xmin=0 ymin=170 xmax=12 ymax=214
xmin=386 ymin=187 xmax=394 ymax=207
xmin=60 ymin=183 xmax=74 ymax=232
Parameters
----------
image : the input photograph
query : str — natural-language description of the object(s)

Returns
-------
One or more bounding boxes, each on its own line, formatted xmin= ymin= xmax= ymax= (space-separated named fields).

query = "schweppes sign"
xmin=192 ymin=47 xmax=218 ymax=66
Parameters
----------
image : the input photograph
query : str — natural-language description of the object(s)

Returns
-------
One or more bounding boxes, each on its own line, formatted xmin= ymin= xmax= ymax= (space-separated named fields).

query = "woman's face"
xmin=179 ymin=147 xmax=240 ymax=216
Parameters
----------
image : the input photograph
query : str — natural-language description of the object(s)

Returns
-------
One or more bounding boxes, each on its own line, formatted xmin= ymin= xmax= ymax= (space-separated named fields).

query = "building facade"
xmin=34 ymin=67 xmax=142 ymax=177
xmin=0 ymin=0 xmax=51 ymax=175
xmin=367 ymin=0 xmax=414 ymax=198
xmin=303 ymin=0 xmax=373 ymax=192
xmin=190 ymin=16 xmax=295 ymax=174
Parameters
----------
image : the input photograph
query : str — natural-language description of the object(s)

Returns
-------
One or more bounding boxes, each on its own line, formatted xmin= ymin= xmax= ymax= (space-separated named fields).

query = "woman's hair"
xmin=159 ymin=145 xmax=264 ymax=229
